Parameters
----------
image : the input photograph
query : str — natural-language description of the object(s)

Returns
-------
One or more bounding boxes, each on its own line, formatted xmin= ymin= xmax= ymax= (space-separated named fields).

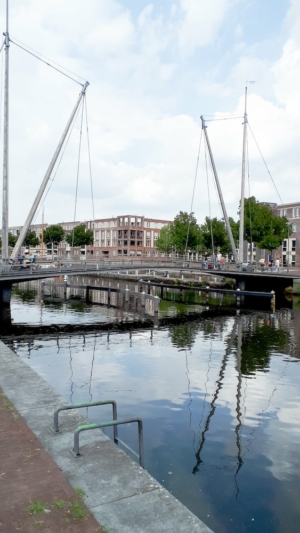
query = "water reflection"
xmin=5 ymin=296 xmax=300 ymax=533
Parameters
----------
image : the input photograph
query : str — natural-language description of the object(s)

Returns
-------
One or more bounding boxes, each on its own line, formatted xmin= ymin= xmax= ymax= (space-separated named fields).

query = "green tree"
xmin=66 ymin=224 xmax=93 ymax=246
xmin=243 ymin=197 xmax=290 ymax=252
xmin=155 ymin=224 xmax=174 ymax=253
xmin=171 ymin=211 xmax=202 ymax=254
xmin=24 ymin=230 xmax=39 ymax=247
xmin=43 ymin=225 xmax=65 ymax=245
xmin=8 ymin=232 xmax=17 ymax=247
xmin=201 ymin=217 xmax=238 ymax=255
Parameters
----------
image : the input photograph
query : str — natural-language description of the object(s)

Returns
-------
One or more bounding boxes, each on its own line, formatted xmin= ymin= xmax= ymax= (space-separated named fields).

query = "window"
xmin=281 ymin=209 xmax=287 ymax=217
xmin=119 ymin=218 xmax=123 ymax=226
xmin=131 ymin=217 xmax=135 ymax=226
xmin=146 ymin=240 xmax=151 ymax=247
xmin=130 ymin=240 xmax=135 ymax=246
xmin=118 ymin=240 xmax=122 ymax=246
xmin=146 ymin=250 xmax=150 ymax=256
xmin=146 ymin=221 xmax=150 ymax=227
xmin=130 ymin=250 xmax=135 ymax=256
xmin=283 ymin=240 xmax=287 ymax=251
xmin=137 ymin=218 xmax=141 ymax=226
xmin=292 ymin=224 xmax=297 ymax=233
xmin=124 ymin=217 xmax=128 ymax=226
xmin=118 ymin=250 xmax=122 ymax=255
xmin=292 ymin=239 xmax=296 ymax=251
xmin=293 ymin=207 xmax=300 ymax=217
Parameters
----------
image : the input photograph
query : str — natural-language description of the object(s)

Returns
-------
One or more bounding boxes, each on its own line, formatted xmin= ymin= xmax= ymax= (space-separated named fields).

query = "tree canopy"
xmin=243 ymin=197 xmax=290 ymax=251
xmin=43 ymin=225 xmax=65 ymax=245
xmin=24 ymin=230 xmax=39 ymax=247
xmin=171 ymin=211 xmax=202 ymax=253
xmin=8 ymin=232 xmax=17 ymax=247
xmin=155 ymin=224 xmax=173 ymax=253
xmin=66 ymin=224 xmax=93 ymax=246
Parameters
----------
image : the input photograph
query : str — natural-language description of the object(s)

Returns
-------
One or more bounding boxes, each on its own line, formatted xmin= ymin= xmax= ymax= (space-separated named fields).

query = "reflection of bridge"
xmin=1 ymin=259 xmax=299 ymax=304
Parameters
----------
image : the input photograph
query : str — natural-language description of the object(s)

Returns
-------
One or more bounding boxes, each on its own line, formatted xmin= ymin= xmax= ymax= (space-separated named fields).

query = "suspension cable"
xmin=72 ymin=96 xmax=85 ymax=246
xmin=184 ymin=129 xmax=203 ymax=256
xmin=248 ymin=121 xmax=283 ymax=204
xmin=10 ymin=39 xmax=84 ymax=86
xmin=204 ymin=138 xmax=215 ymax=259
xmin=84 ymin=96 xmax=95 ymax=224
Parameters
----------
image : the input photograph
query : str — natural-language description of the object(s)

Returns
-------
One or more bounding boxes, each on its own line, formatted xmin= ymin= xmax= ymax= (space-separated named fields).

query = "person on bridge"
xmin=274 ymin=258 xmax=280 ymax=272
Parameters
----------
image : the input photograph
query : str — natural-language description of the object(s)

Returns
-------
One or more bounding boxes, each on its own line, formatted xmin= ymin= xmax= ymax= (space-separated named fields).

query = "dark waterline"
xmin=4 ymin=283 xmax=300 ymax=533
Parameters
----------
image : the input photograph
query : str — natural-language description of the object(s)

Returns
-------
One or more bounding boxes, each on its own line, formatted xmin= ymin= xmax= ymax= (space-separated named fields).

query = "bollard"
xmin=86 ymin=286 xmax=90 ymax=302
xmin=63 ymin=281 xmax=67 ymax=299
xmin=141 ymin=291 xmax=146 ymax=307
xmin=108 ymin=287 xmax=111 ymax=305
xmin=160 ymin=283 xmax=164 ymax=298
xmin=41 ymin=281 xmax=45 ymax=297
xmin=125 ymin=288 xmax=129 ymax=302
xmin=154 ymin=295 xmax=160 ymax=313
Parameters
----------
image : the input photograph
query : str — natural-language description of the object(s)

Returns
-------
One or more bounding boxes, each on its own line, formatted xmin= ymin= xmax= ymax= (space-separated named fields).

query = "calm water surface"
xmin=5 ymin=286 xmax=300 ymax=533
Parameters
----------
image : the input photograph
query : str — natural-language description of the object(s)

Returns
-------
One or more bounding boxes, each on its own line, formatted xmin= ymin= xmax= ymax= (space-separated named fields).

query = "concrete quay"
xmin=0 ymin=341 xmax=213 ymax=533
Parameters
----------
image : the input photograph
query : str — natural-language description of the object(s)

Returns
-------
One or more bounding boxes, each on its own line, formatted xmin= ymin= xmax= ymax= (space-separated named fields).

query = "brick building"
xmin=86 ymin=215 xmax=172 ymax=259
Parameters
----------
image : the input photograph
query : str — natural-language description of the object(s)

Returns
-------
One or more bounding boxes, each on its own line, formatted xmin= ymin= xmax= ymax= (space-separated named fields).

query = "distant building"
xmin=58 ymin=215 xmax=172 ymax=259
xmin=275 ymin=202 xmax=299 ymax=266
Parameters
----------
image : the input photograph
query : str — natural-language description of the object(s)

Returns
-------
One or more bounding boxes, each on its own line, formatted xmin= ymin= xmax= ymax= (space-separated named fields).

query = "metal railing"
xmin=51 ymin=400 xmax=118 ymax=443
xmin=70 ymin=418 xmax=144 ymax=467
xmin=51 ymin=400 xmax=144 ymax=467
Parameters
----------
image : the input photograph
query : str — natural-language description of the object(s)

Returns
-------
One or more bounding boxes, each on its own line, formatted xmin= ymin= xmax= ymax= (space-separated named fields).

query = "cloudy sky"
xmin=0 ymin=0 xmax=299 ymax=226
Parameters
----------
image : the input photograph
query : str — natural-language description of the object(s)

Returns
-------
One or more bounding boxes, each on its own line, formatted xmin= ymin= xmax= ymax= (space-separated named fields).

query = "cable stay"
xmin=9 ymin=38 xmax=84 ymax=86
xmin=247 ymin=121 xmax=283 ymax=204
xmin=184 ymin=129 xmax=203 ymax=256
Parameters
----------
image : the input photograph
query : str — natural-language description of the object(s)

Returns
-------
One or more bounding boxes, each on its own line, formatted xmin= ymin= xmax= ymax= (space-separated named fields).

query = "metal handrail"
xmin=70 ymin=418 xmax=144 ymax=467
xmin=51 ymin=400 xmax=118 ymax=443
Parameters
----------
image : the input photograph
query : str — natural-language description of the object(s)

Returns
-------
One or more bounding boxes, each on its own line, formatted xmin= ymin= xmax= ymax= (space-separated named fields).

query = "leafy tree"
xmin=8 ymin=232 xmax=17 ymax=247
xmin=66 ymin=224 xmax=93 ymax=246
xmin=24 ymin=230 xmax=39 ymax=247
xmin=43 ymin=225 xmax=65 ymax=245
xmin=155 ymin=224 xmax=174 ymax=253
xmin=171 ymin=211 xmax=202 ymax=254
xmin=201 ymin=217 xmax=238 ymax=255
xmin=243 ymin=197 xmax=290 ymax=252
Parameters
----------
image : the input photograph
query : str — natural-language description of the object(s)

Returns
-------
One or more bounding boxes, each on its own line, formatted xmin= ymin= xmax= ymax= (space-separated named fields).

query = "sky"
xmin=0 ymin=0 xmax=299 ymax=227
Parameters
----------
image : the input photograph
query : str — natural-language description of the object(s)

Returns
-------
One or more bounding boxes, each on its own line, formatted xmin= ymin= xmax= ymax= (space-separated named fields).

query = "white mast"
xmin=238 ymin=86 xmax=248 ymax=264
xmin=200 ymin=115 xmax=238 ymax=264
xmin=2 ymin=0 xmax=10 ymax=264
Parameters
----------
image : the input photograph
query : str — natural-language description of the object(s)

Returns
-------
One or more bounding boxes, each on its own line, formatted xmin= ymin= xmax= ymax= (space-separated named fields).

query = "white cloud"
xmin=178 ymin=0 xmax=232 ymax=55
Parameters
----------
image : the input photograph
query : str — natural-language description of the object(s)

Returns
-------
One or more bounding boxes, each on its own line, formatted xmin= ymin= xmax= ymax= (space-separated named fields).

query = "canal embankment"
xmin=0 ymin=340 xmax=213 ymax=533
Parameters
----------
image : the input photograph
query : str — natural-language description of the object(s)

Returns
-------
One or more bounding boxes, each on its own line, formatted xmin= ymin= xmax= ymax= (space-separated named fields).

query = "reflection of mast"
xmin=88 ymin=335 xmax=96 ymax=402
xmin=69 ymin=337 xmax=74 ymax=403
xmin=185 ymin=349 xmax=196 ymax=449
xmin=192 ymin=318 xmax=238 ymax=474
xmin=234 ymin=317 xmax=244 ymax=498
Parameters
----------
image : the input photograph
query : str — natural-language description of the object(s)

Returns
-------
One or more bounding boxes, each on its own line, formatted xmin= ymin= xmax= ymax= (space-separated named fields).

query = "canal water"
xmin=4 ymin=282 xmax=300 ymax=533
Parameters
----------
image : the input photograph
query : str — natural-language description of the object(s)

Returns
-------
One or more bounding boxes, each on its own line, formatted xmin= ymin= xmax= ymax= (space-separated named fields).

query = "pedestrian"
xmin=275 ymin=258 xmax=280 ymax=272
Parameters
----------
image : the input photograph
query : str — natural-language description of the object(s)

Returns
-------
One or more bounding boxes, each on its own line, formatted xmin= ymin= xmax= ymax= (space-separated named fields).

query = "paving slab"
xmin=0 ymin=340 xmax=213 ymax=533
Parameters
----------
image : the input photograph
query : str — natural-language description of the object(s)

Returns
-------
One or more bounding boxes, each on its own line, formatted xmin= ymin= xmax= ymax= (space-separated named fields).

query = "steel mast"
xmin=11 ymin=82 xmax=89 ymax=261
xmin=2 ymin=0 xmax=10 ymax=264
xmin=200 ymin=116 xmax=238 ymax=264
xmin=238 ymin=87 xmax=248 ymax=264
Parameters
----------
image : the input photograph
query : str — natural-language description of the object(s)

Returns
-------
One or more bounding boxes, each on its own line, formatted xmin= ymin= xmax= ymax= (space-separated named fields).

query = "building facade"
xmin=87 ymin=215 xmax=172 ymax=259
xmin=275 ymin=202 xmax=299 ymax=266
